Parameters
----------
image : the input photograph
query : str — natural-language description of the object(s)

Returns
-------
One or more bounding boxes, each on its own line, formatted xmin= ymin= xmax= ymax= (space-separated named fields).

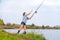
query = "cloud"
xmin=1 ymin=0 xmax=60 ymax=13
xmin=44 ymin=0 xmax=60 ymax=6
xmin=0 ymin=0 xmax=60 ymax=26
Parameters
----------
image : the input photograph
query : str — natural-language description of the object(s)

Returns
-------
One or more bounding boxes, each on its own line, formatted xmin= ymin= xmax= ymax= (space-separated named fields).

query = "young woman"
xmin=17 ymin=10 xmax=35 ymax=34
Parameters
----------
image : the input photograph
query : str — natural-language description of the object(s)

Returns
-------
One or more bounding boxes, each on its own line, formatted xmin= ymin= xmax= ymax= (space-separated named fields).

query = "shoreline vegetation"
xmin=0 ymin=25 xmax=60 ymax=29
xmin=0 ymin=19 xmax=60 ymax=29
xmin=0 ymin=30 xmax=46 ymax=40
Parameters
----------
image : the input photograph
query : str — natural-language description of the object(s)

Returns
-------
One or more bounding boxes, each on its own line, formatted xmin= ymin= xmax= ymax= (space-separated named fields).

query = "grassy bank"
xmin=0 ymin=30 xmax=46 ymax=40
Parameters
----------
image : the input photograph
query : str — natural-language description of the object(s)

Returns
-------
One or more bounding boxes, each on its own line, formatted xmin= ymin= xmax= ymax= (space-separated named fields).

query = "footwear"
xmin=23 ymin=32 xmax=26 ymax=34
xmin=17 ymin=30 xmax=20 ymax=34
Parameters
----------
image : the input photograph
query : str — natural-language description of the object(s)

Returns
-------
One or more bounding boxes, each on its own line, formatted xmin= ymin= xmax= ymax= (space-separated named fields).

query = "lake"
xmin=3 ymin=29 xmax=60 ymax=40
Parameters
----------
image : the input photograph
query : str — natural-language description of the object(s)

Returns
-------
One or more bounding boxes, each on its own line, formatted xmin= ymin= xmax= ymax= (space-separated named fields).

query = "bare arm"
xmin=26 ymin=9 xmax=33 ymax=16
xmin=29 ymin=11 xmax=37 ymax=19
xmin=29 ymin=13 xmax=35 ymax=19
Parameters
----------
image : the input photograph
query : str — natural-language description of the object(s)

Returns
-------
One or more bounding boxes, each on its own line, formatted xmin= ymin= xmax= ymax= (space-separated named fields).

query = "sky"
xmin=0 ymin=0 xmax=60 ymax=26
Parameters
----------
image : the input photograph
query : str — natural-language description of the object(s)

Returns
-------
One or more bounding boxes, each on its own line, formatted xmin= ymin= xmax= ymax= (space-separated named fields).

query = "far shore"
xmin=0 ymin=25 xmax=60 ymax=29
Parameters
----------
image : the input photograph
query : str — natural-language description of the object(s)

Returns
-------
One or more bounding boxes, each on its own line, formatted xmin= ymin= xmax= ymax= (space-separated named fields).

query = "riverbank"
xmin=0 ymin=19 xmax=60 ymax=29
xmin=0 ymin=25 xmax=60 ymax=29
xmin=0 ymin=30 xmax=46 ymax=40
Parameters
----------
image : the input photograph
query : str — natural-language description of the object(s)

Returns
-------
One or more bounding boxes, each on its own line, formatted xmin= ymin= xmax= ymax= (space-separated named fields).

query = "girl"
xmin=17 ymin=10 xmax=36 ymax=34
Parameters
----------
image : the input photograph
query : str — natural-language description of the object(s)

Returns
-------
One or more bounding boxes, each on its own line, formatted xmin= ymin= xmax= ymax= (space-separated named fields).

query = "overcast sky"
xmin=0 ymin=0 xmax=60 ymax=26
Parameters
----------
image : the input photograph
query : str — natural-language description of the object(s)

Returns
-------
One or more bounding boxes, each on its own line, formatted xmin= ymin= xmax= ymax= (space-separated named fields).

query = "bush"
xmin=45 ymin=25 xmax=50 ymax=29
xmin=6 ymin=23 xmax=11 ymax=26
xmin=42 ymin=25 xmax=45 ymax=29
xmin=31 ymin=24 xmax=35 ymax=27
xmin=0 ymin=19 xmax=5 ymax=25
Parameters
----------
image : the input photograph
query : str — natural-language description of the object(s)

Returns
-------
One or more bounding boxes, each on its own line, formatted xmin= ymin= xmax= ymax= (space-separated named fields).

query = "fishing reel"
xmin=34 ymin=11 xmax=37 ymax=13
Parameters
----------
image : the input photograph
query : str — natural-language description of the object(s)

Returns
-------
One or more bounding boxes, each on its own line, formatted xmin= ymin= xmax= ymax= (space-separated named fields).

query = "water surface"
xmin=4 ymin=29 xmax=60 ymax=40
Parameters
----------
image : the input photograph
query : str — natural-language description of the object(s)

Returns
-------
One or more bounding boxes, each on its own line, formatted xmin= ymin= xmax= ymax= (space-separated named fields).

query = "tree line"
xmin=0 ymin=18 xmax=60 ymax=29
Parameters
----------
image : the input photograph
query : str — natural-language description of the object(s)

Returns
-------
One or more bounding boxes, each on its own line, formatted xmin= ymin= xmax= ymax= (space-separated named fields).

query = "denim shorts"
xmin=21 ymin=22 xmax=26 ymax=25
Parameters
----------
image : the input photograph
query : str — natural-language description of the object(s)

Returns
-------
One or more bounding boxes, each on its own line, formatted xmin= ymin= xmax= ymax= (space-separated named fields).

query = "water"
xmin=3 ymin=29 xmax=60 ymax=40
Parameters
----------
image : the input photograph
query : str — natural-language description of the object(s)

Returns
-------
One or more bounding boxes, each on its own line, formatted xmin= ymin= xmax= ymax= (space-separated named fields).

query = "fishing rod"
xmin=34 ymin=0 xmax=45 ymax=13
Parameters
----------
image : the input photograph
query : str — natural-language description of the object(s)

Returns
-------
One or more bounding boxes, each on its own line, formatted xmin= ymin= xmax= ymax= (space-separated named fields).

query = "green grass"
xmin=0 ymin=30 xmax=46 ymax=40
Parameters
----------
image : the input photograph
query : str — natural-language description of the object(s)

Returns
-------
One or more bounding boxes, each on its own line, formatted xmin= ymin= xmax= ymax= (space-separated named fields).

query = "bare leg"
xmin=19 ymin=25 xmax=23 ymax=30
xmin=23 ymin=25 xmax=26 ymax=34
xmin=17 ymin=25 xmax=23 ymax=33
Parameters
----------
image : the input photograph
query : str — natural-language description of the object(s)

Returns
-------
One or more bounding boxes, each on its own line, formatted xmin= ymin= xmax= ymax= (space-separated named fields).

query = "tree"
xmin=31 ymin=24 xmax=35 ymax=27
xmin=54 ymin=25 xmax=60 ymax=29
xmin=0 ymin=19 xmax=5 ymax=25
xmin=30 ymin=24 xmax=36 ymax=29
xmin=45 ymin=25 xmax=50 ymax=29
xmin=6 ymin=23 xmax=11 ymax=26
xmin=42 ymin=25 xmax=45 ymax=29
